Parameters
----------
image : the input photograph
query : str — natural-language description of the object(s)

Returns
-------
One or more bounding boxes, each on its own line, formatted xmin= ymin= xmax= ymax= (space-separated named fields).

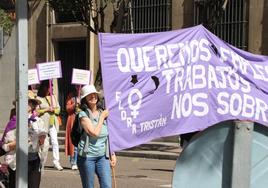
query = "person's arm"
xmin=54 ymin=107 xmax=60 ymax=115
xmin=53 ymin=95 xmax=61 ymax=115
xmin=7 ymin=140 xmax=16 ymax=151
xmin=2 ymin=140 xmax=16 ymax=152
xmin=2 ymin=129 xmax=16 ymax=152
xmin=36 ymin=97 xmax=47 ymax=115
xmin=80 ymin=109 xmax=109 ymax=137
xmin=39 ymin=96 xmax=60 ymax=115
xmin=37 ymin=107 xmax=50 ymax=115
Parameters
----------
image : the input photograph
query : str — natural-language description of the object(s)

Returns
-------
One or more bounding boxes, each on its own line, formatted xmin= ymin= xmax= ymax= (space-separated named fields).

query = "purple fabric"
xmin=98 ymin=25 xmax=268 ymax=152
xmin=0 ymin=116 xmax=16 ymax=146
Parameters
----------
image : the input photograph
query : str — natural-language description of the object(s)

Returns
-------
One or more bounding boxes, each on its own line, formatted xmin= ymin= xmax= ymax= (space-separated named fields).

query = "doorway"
xmin=57 ymin=40 xmax=86 ymax=125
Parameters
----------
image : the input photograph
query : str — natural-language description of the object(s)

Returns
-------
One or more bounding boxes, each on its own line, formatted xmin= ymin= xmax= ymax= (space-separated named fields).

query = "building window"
xmin=122 ymin=0 xmax=172 ymax=33
xmin=194 ymin=0 xmax=248 ymax=50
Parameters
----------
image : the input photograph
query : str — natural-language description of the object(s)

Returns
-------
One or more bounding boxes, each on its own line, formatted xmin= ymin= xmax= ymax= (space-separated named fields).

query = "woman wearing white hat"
xmin=77 ymin=84 xmax=116 ymax=188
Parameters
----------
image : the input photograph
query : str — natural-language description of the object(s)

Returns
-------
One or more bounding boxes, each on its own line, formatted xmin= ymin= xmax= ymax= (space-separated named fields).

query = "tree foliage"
xmin=0 ymin=8 xmax=13 ymax=35
xmin=47 ymin=0 xmax=123 ymax=34
xmin=195 ymin=0 xmax=228 ymax=31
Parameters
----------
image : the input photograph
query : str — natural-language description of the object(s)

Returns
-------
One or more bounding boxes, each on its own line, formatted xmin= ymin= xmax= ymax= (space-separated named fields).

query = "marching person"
xmin=0 ymin=115 xmax=16 ymax=188
xmin=0 ymin=90 xmax=48 ymax=188
xmin=65 ymin=85 xmax=80 ymax=170
xmin=27 ymin=90 xmax=48 ymax=188
xmin=77 ymin=84 xmax=117 ymax=188
xmin=37 ymin=80 xmax=63 ymax=171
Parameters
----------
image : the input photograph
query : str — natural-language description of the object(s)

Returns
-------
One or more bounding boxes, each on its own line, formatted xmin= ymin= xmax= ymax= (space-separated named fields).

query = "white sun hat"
xmin=80 ymin=85 xmax=100 ymax=99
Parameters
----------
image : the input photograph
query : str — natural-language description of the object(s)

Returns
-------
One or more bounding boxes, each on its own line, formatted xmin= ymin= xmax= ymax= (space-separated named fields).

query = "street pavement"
xmin=41 ymin=142 xmax=182 ymax=188
xmin=0 ymin=130 xmax=182 ymax=187
xmin=116 ymin=141 xmax=182 ymax=160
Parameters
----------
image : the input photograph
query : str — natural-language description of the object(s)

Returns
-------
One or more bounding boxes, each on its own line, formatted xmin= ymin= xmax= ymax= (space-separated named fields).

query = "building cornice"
xmin=51 ymin=23 xmax=87 ymax=40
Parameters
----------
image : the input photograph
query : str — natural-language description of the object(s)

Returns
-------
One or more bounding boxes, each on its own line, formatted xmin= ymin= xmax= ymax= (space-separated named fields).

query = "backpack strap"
xmin=81 ymin=109 xmax=90 ymax=153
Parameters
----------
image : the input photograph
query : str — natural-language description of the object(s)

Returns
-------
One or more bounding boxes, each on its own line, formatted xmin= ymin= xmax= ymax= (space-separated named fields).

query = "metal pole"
xmin=0 ymin=27 xmax=3 ymax=55
xmin=15 ymin=0 xmax=28 ymax=187
xmin=231 ymin=121 xmax=253 ymax=188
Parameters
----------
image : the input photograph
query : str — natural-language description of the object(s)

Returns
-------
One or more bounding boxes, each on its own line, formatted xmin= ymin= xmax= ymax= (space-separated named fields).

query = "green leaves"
xmin=47 ymin=0 xmax=124 ymax=34
xmin=0 ymin=8 xmax=13 ymax=35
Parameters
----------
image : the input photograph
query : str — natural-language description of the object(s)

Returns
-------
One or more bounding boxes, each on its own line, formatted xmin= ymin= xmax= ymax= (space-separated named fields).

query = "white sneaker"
xmin=71 ymin=165 xmax=78 ymax=170
xmin=54 ymin=163 xmax=63 ymax=171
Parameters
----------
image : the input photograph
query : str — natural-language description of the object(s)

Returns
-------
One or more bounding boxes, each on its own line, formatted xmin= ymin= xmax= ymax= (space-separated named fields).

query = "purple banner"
xmin=98 ymin=25 xmax=268 ymax=152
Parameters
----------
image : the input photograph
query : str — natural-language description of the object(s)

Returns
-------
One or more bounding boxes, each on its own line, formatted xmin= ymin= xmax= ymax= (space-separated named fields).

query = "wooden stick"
xmin=112 ymin=166 xmax=116 ymax=188
xmin=49 ymin=79 xmax=54 ymax=108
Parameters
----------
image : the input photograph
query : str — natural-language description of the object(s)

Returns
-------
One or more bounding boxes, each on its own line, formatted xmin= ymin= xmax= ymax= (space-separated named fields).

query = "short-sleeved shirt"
xmin=78 ymin=110 xmax=108 ymax=157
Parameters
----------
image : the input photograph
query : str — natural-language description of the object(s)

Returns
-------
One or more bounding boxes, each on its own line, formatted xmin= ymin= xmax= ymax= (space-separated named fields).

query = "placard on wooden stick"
xmin=28 ymin=68 xmax=40 ymax=85
xmin=71 ymin=68 xmax=91 ymax=85
xmin=37 ymin=61 xmax=62 ymax=81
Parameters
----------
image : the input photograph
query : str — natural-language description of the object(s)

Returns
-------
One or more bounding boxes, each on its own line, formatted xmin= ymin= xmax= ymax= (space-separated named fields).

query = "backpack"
xmin=70 ymin=110 xmax=89 ymax=147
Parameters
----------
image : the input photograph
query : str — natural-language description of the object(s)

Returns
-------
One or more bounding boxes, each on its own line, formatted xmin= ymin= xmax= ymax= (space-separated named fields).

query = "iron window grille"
xmin=122 ymin=0 xmax=172 ymax=33
xmin=194 ymin=0 xmax=248 ymax=50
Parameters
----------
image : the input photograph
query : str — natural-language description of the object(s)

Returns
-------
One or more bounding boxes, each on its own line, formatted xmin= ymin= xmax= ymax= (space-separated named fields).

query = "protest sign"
xmin=28 ymin=68 xmax=39 ymax=85
xmin=71 ymin=68 xmax=91 ymax=85
xmin=98 ymin=25 xmax=268 ymax=152
xmin=37 ymin=61 xmax=62 ymax=81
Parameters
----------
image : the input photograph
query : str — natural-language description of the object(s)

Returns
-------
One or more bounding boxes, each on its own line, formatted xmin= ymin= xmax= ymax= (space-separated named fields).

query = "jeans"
xmin=70 ymin=147 xmax=78 ymax=165
xmin=77 ymin=155 xmax=111 ymax=188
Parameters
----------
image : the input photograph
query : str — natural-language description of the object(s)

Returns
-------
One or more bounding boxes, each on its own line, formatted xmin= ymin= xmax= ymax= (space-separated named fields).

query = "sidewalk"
xmin=42 ymin=151 xmax=176 ymax=188
xmin=116 ymin=141 xmax=182 ymax=160
xmin=55 ymin=141 xmax=182 ymax=170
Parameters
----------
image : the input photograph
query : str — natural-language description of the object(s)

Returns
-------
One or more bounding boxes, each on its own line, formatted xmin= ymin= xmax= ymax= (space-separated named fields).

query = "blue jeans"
xmin=77 ymin=155 xmax=111 ymax=188
xmin=70 ymin=147 xmax=78 ymax=165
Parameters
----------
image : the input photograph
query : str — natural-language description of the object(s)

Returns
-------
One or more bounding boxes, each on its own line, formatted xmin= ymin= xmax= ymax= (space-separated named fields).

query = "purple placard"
xmin=98 ymin=25 xmax=268 ymax=152
xmin=36 ymin=61 xmax=62 ymax=81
